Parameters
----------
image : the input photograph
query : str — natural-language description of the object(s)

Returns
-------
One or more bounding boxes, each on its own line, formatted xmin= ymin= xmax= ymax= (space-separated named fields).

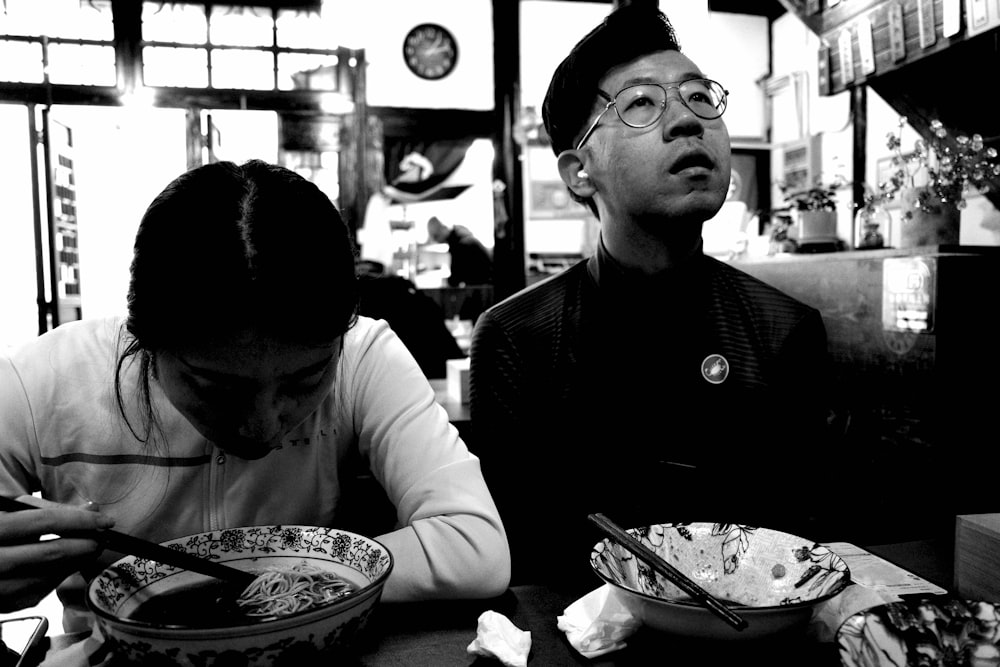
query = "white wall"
xmin=48 ymin=106 xmax=188 ymax=321
xmin=345 ymin=0 xmax=494 ymax=110
xmin=519 ymin=2 xmax=767 ymax=140
xmin=0 ymin=104 xmax=40 ymax=349
xmin=518 ymin=2 xmax=771 ymax=257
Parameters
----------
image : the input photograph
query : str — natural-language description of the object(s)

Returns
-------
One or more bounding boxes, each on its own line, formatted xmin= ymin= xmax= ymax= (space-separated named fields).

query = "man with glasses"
xmin=468 ymin=5 xmax=836 ymax=589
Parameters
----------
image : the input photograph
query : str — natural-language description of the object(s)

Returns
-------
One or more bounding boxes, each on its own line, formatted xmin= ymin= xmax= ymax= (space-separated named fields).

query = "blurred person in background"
xmin=0 ymin=160 xmax=509 ymax=654
xmin=468 ymin=5 xmax=835 ymax=590
xmin=426 ymin=215 xmax=493 ymax=287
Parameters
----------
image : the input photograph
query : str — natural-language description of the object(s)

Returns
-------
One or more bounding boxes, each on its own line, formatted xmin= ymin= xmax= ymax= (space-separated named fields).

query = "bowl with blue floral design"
xmin=87 ymin=525 xmax=393 ymax=666
xmin=590 ymin=522 xmax=851 ymax=640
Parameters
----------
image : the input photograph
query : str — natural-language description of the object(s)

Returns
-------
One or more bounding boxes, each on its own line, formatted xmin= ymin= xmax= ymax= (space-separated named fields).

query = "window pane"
xmin=211 ymin=49 xmax=274 ymax=90
xmin=48 ymin=44 xmax=116 ymax=85
xmin=142 ymin=46 xmax=208 ymax=87
xmin=0 ymin=40 xmax=43 ymax=82
xmin=209 ymin=5 xmax=272 ymax=47
xmin=47 ymin=0 xmax=114 ymax=40
xmin=278 ymin=53 xmax=340 ymax=91
xmin=0 ymin=0 xmax=46 ymax=37
xmin=276 ymin=8 xmax=336 ymax=50
xmin=142 ymin=2 xmax=206 ymax=45
xmin=1 ymin=0 xmax=112 ymax=39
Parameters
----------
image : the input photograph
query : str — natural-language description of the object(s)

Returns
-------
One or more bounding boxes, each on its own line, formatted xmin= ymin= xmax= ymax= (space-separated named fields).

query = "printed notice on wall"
xmin=883 ymin=257 xmax=936 ymax=333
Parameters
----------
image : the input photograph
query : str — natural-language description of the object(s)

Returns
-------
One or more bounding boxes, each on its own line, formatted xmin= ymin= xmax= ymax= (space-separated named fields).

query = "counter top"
xmin=733 ymin=243 xmax=1000 ymax=265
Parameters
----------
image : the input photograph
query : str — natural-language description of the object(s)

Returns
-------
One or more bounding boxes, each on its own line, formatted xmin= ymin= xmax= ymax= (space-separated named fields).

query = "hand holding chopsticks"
xmin=588 ymin=513 xmax=748 ymax=631
xmin=0 ymin=494 xmax=256 ymax=590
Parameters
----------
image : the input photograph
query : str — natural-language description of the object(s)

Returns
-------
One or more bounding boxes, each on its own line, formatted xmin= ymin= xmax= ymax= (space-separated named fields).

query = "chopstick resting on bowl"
xmin=588 ymin=513 xmax=748 ymax=631
xmin=0 ymin=494 xmax=257 ymax=590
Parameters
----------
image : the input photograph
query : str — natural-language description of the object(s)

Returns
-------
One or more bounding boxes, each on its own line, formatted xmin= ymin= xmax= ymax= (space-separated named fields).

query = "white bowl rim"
xmin=589 ymin=522 xmax=852 ymax=613
xmin=87 ymin=524 xmax=394 ymax=632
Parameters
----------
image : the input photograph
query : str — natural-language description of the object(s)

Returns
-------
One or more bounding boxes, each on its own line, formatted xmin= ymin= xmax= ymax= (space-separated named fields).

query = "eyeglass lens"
xmin=616 ymin=79 xmax=726 ymax=126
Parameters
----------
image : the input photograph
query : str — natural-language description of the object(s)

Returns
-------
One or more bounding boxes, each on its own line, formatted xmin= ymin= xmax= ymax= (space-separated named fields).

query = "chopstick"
xmin=0 ymin=494 xmax=257 ymax=590
xmin=588 ymin=513 xmax=748 ymax=631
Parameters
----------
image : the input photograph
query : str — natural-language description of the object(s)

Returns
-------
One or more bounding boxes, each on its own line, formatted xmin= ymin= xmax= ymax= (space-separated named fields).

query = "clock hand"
xmin=422 ymin=45 xmax=451 ymax=56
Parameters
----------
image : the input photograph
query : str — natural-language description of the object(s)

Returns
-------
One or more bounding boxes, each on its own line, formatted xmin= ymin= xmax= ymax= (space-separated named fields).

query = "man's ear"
xmin=556 ymin=150 xmax=596 ymax=199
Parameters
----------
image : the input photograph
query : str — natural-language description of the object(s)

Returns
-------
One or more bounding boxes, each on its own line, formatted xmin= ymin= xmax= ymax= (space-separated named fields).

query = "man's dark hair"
xmin=542 ymin=5 xmax=681 ymax=157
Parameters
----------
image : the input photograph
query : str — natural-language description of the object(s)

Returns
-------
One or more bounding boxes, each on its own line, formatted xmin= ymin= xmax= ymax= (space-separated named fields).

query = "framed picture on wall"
xmin=528 ymin=180 xmax=590 ymax=220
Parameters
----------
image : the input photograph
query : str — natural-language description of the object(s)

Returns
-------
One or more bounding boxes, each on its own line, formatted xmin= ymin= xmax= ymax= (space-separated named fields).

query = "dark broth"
xmin=127 ymin=574 xmax=357 ymax=628
xmin=128 ymin=580 xmax=259 ymax=627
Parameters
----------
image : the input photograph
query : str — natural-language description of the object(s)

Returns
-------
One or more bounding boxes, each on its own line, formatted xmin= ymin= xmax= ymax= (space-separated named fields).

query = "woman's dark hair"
xmin=115 ymin=159 xmax=359 ymax=441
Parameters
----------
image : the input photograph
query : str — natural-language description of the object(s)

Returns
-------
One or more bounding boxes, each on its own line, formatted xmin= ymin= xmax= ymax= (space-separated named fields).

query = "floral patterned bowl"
xmin=837 ymin=597 xmax=1000 ymax=666
xmin=87 ymin=525 xmax=393 ymax=666
xmin=590 ymin=522 xmax=851 ymax=640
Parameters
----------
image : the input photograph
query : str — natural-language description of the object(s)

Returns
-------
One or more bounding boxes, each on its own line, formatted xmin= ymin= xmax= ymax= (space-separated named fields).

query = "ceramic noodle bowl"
xmin=87 ymin=525 xmax=393 ymax=666
xmin=590 ymin=522 xmax=851 ymax=641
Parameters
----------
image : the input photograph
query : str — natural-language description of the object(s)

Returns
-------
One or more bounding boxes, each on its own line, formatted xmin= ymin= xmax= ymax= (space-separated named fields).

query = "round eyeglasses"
xmin=575 ymin=78 xmax=729 ymax=150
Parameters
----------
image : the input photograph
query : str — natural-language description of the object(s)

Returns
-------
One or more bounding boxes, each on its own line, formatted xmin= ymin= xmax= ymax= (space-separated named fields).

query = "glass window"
xmin=0 ymin=40 xmax=44 ymax=82
xmin=46 ymin=0 xmax=114 ymax=40
xmin=0 ymin=0 xmax=112 ymax=40
xmin=47 ymin=44 xmax=116 ymax=85
xmin=142 ymin=2 xmax=206 ymax=45
xmin=211 ymin=49 xmax=275 ymax=90
xmin=278 ymin=53 xmax=340 ymax=91
xmin=276 ymin=8 xmax=336 ymax=50
xmin=142 ymin=46 xmax=208 ymax=87
xmin=209 ymin=5 xmax=273 ymax=47
xmin=1 ymin=0 xmax=50 ymax=37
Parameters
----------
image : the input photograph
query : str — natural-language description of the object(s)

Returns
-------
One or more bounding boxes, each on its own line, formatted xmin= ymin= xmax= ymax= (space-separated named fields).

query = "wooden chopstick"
xmin=0 ymin=494 xmax=257 ymax=589
xmin=588 ymin=513 xmax=748 ymax=631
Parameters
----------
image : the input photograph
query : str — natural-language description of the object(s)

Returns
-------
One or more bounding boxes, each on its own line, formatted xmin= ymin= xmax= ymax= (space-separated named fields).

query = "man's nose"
xmin=660 ymin=95 xmax=706 ymax=138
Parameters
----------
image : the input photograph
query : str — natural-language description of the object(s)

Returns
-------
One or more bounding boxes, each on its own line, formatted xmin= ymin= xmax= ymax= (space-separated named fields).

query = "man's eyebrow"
xmin=620 ymin=72 xmax=704 ymax=87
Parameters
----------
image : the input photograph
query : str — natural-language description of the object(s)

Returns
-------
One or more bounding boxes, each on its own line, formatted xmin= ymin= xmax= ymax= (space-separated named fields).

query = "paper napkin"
xmin=466 ymin=610 xmax=531 ymax=667
xmin=556 ymin=584 xmax=642 ymax=658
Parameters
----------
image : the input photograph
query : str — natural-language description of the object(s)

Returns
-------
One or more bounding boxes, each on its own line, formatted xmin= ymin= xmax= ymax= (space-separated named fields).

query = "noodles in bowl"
xmin=237 ymin=562 xmax=357 ymax=618
xmin=87 ymin=525 xmax=393 ymax=666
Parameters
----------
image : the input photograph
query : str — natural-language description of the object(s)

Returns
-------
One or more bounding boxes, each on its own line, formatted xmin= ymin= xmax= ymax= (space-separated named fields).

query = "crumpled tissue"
xmin=466 ymin=610 xmax=532 ymax=667
xmin=557 ymin=584 xmax=642 ymax=658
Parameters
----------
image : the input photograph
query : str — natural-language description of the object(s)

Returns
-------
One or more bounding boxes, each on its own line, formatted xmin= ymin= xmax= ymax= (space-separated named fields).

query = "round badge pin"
xmin=701 ymin=354 xmax=729 ymax=384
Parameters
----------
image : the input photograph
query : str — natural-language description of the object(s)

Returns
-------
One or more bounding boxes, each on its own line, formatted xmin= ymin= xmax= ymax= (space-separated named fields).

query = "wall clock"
xmin=403 ymin=23 xmax=458 ymax=80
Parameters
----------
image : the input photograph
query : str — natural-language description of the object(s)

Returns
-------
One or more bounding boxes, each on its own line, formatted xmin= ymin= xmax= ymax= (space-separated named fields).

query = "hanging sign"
xmin=917 ymin=0 xmax=937 ymax=48
xmin=837 ymin=29 xmax=855 ymax=86
xmin=942 ymin=0 xmax=961 ymax=36
xmin=888 ymin=2 xmax=906 ymax=62
xmin=857 ymin=16 xmax=876 ymax=75
xmin=817 ymin=43 xmax=831 ymax=95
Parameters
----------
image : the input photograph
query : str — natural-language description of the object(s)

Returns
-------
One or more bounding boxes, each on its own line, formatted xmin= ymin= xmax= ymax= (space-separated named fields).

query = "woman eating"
xmin=0 ymin=160 xmax=510 ymax=641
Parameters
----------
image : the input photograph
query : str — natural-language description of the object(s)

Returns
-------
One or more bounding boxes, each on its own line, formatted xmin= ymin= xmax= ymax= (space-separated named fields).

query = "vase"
xmin=899 ymin=188 xmax=961 ymax=248
xmin=792 ymin=210 xmax=837 ymax=245
xmin=854 ymin=203 xmax=890 ymax=249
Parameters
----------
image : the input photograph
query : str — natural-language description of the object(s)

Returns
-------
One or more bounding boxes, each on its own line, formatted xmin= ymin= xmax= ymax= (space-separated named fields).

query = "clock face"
xmin=403 ymin=23 xmax=457 ymax=80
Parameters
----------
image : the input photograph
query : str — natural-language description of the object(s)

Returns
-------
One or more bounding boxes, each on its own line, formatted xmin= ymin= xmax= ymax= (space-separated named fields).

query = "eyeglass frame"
xmin=574 ymin=78 xmax=729 ymax=151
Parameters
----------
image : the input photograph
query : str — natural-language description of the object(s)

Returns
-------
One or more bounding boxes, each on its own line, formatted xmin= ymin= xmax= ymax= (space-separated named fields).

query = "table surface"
xmin=344 ymin=585 xmax=841 ymax=667
xmin=39 ymin=540 xmax=956 ymax=666
xmin=351 ymin=537 xmax=958 ymax=666
xmin=430 ymin=378 xmax=470 ymax=425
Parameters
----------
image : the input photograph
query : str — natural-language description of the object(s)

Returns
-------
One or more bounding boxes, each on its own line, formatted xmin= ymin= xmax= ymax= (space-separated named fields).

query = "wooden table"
xmin=429 ymin=378 xmax=470 ymax=425
xmin=341 ymin=584 xmax=841 ymax=667
xmin=36 ymin=537 xmax=956 ymax=666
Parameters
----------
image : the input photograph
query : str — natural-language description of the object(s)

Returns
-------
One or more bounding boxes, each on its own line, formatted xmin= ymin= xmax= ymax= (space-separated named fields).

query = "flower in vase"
xmin=882 ymin=117 xmax=1000 ymax=219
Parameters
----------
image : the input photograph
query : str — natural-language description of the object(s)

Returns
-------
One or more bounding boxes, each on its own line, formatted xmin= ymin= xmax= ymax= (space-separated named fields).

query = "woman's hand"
xmin=0 ymin=495 xmax=114 ymax=612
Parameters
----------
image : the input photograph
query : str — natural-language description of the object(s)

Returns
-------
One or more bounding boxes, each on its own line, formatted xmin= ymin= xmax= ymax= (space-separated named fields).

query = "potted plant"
xmin=771 ymin=176 xmax=847 ymax=250
xmin=880 ymin=117 xmax=1000 ymax=246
